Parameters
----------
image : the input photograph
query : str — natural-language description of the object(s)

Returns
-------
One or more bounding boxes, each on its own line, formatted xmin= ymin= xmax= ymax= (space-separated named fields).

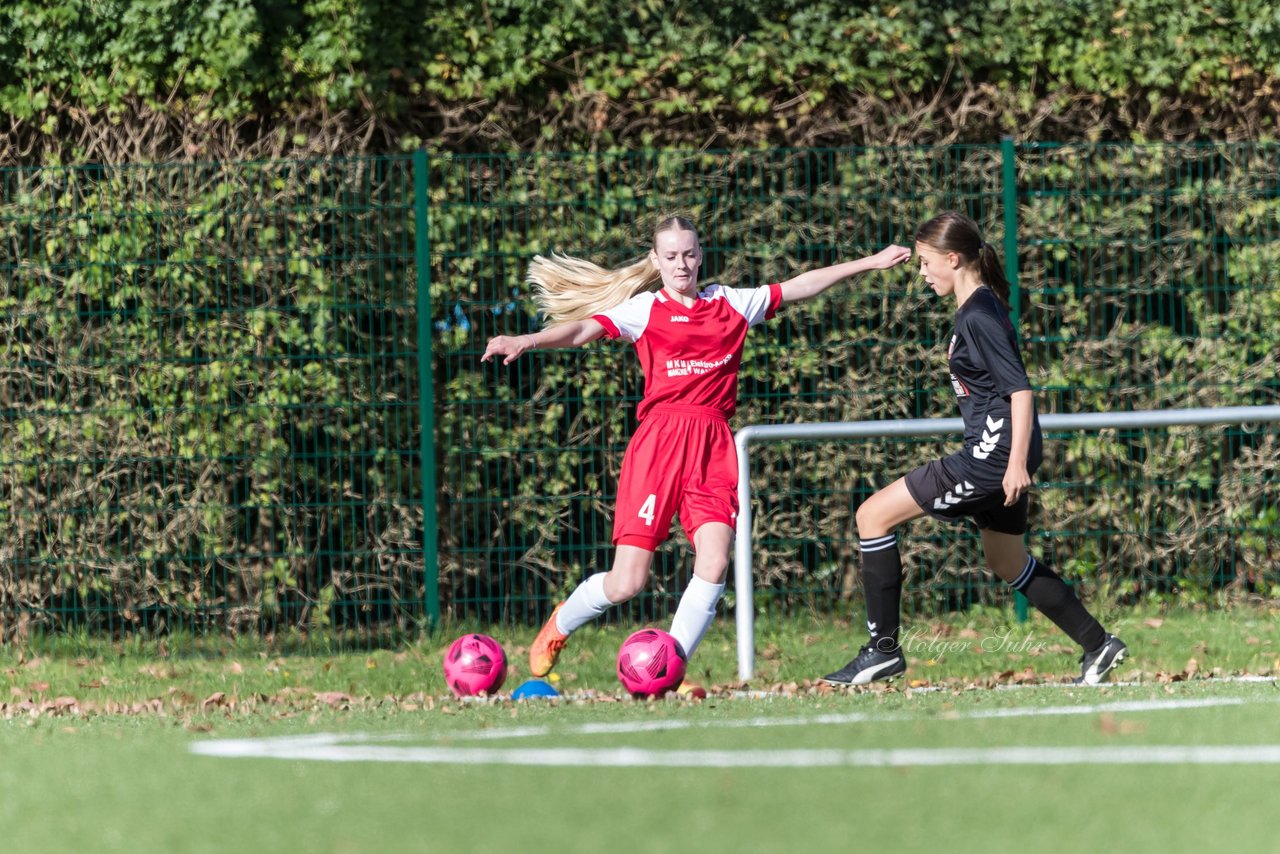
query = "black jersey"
xmin=946 ymin=286 xmax=1042 ymax=469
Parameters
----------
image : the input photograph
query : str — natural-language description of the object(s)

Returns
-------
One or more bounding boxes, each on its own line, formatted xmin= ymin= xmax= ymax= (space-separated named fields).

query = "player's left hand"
xmin=866 ymin=244 xmax=913 ymax=270
xmin=1002 ymin=465 xmax=1031 ymax=506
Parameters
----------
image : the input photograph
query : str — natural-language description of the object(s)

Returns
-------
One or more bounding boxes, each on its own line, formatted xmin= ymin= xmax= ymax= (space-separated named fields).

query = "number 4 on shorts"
xmin=637 ymin=494 xmax=656 ymax=526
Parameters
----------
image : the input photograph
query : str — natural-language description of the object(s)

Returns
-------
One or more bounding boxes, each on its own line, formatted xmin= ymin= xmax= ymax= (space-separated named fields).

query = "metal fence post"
xmin=414 ymin=148 xmax=441 ymax=628
xmin=1001 ymin=136 xmax=1021 ymax=324
xmin=1001 ymin=136 xmax=1029 ymax=623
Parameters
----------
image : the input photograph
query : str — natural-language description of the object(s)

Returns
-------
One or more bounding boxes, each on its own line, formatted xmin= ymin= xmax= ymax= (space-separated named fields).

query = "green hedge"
xmin=0 ymin=157 xmax=425 ymax=638
xmin=3 ymin=0 xmax=1280 ymax=158
xmin=2 ymin=1 xmax=1280 ymax=631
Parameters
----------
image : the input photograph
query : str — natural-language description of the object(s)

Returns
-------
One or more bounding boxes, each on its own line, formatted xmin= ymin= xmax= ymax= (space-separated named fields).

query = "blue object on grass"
xmin=511 ymin=679 xmax=560 ymax=700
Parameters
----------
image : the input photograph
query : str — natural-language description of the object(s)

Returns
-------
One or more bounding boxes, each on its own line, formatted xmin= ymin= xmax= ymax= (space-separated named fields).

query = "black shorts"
xmin=903 ymin=450 xmax=1032 ymax=535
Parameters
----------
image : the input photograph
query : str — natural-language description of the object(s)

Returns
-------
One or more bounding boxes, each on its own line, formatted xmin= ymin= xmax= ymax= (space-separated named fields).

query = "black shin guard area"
xmin=1016 ymin=560 xmax=1107 ymax=651
xmin=860 ymin=539 xmax=903 ymax=650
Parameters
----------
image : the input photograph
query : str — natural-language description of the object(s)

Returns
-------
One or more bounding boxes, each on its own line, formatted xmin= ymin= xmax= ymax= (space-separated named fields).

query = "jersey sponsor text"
xmin=665 ymin=354 xmax=733 ymax=378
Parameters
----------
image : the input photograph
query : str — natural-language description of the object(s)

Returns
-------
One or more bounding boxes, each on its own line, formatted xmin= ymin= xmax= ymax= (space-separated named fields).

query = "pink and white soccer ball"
xmin=616 ymin=628 xmax=687 ymax=698
xmin=443 ymin=633 xmax=508 ymax=697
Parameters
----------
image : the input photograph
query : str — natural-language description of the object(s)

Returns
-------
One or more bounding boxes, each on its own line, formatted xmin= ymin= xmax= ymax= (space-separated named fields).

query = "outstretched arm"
xmin=481 ymin=318 xmax=608 ymax=365
xmin=777 ymin=244 xmax=913 ymax=306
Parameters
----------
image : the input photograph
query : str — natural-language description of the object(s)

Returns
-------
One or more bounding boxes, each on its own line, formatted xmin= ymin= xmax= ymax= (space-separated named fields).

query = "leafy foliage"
xmin=3 ymin=0 xmax=1280 ymax=160
xmin=1 ymin=4 xmax=1278 ymax=632
xmin=0 ymin=157 xmax=424 ymax=638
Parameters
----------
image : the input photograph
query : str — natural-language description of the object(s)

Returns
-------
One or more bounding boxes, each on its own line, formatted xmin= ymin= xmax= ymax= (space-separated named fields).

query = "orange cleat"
xmin=529 ymin=604 xmax=569 ymax=677
xmin=676 ymin=681 xmax=707 ymax=700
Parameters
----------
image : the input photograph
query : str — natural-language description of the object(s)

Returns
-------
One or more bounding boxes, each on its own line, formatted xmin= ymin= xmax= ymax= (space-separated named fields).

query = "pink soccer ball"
xmin=443 ymin=633 xmax=508 ymax=697
xmin=617 ymin=628 xmax=687 ymax=698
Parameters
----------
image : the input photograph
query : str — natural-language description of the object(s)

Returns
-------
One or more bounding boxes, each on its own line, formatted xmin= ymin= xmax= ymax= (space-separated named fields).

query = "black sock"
xmin=1009 ymin=556 xmax=1107 ymax=651
xmin=860 ymin=535 xmax=902 ymax=651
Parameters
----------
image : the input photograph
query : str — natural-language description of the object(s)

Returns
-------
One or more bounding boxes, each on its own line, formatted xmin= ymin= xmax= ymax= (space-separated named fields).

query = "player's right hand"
xmin=481 ymin=334 xmax=532 ymax=365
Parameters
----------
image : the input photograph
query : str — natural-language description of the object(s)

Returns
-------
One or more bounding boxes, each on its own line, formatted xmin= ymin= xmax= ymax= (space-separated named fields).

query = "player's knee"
xmin=693 ymin=553 xmax=729 ymax=584
xmin=605 ymin=567 xmax=649 ymax=601
xmin=855 ymin=503 xmax=889 ymax=539
xmin=986 ymin=556 xmax=1021 ymax=579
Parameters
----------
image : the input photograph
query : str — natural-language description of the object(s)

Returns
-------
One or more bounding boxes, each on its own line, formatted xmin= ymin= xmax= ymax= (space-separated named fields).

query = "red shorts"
xmin=612 ymin=405 xmax=738 ymax=551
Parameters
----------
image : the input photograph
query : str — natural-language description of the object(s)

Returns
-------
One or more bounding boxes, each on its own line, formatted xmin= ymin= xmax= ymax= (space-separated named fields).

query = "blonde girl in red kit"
xmin=483 ymin=216 xmax=911 ymax=680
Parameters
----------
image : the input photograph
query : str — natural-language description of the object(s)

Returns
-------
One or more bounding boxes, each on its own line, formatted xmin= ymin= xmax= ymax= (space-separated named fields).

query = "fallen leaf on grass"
xmin=169 ymin=689 xmax=196 ymax=706
xmin=992 ymin=668 xmax=1038 ymax=684
xmin=1144 ymin=618 xmax=1164 ymax=629
xmin=314 ymin=691 xmax=352 ymax=708
xmin=44 ymin=697 xmax=78 ymax=715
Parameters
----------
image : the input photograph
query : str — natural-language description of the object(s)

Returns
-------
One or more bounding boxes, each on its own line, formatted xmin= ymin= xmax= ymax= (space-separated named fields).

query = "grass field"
xmin=2 ymin=606 xmax=1279 ymax=853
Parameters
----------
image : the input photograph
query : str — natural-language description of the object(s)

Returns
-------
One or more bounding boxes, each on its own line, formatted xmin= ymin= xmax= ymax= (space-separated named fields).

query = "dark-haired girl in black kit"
xmin=823 ymin=211 xmax=1128 ymax=686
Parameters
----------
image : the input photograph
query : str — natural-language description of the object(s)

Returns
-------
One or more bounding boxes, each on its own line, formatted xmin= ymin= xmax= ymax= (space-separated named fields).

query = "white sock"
xmin=668 ymin=575 xmax=725 ymax=659
xmin=555 ymin=573 xmax=614 ymax=635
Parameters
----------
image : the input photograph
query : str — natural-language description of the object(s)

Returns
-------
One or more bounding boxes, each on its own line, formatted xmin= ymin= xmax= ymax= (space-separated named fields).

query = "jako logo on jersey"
xmin=669 ymin=315 xmax=690 ymax=322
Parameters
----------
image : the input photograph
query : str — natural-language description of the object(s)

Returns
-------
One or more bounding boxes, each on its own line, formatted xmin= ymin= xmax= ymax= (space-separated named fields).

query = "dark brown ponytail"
xmin=915 ymin=211 xmax=1012 ymax=311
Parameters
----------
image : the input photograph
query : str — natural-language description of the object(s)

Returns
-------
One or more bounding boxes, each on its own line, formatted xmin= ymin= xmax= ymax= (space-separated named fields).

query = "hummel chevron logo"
xmin=933 ymin=480 xmax=976 ymax=510
xmin=973 ymin=415 xmax=1004 ymax=460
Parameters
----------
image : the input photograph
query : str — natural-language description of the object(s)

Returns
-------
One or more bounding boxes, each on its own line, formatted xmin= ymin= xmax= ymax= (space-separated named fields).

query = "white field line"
xmin=191 ymin=739 xmax=1280 ymax=767
xmin=444 ymin=695 xmax=1250 ymax=742
xmin=190 ymin=695 xmax=1276 ymax=767
xmin=474 ymin=674 xmax=1277 ymax=705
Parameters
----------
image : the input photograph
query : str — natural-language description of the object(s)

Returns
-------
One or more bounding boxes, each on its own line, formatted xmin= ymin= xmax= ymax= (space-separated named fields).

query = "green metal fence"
xmin=0 ymin=156 xmax=428 ymax=646
xmin=439 ymin=144 xmax=1279 ymax=627
xmin=1 ymin=145 xmax=1277 ymax=646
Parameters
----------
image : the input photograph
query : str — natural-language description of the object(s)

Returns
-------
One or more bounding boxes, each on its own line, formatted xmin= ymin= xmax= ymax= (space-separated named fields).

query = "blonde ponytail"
xmin=527 ymin=252 xmax=660 ymax=325
xmin=528 ymin=215 xmax=699 ymax=325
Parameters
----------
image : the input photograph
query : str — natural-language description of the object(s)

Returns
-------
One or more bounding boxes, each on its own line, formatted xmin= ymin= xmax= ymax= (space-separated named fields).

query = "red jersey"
xmin=592 ymin=283 xmax=783 ymax=421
